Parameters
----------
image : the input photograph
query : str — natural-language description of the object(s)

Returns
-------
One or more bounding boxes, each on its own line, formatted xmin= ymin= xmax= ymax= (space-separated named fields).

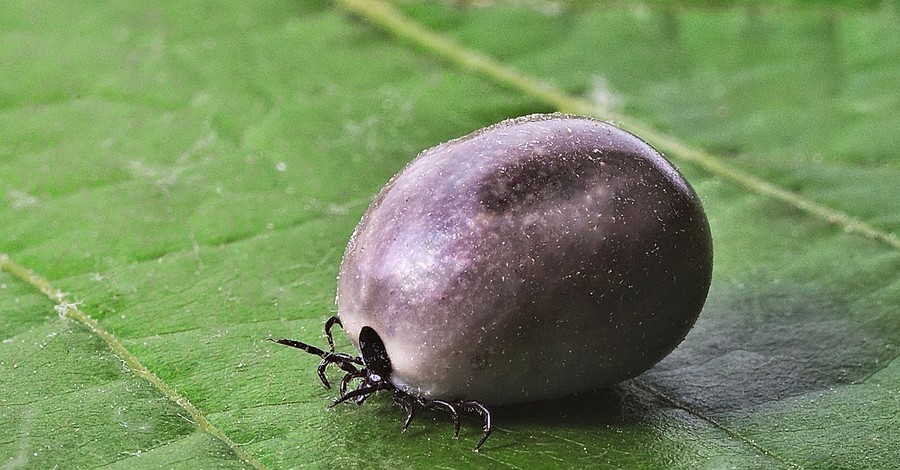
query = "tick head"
xmin=359 ymin=326 xmax=392 ymax=382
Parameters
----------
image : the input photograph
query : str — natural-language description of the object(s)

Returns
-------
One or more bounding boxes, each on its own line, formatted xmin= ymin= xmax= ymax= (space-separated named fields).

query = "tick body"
xmin=275 ymin=113 xmax=713 ymax=449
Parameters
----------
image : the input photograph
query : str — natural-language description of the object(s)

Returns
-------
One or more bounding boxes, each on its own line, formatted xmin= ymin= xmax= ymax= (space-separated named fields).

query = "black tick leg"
xmin=458 ymin=400 xmax=492 ymax=451
xmin=424 ymin=399 xmax=461 ymax=438
xmin=393 ymin=392 xmax=416 ymax=432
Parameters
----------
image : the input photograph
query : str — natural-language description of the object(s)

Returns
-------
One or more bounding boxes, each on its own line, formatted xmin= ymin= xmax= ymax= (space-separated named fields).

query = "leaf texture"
xmin=1 ymin=1 xmax=897 ymax=468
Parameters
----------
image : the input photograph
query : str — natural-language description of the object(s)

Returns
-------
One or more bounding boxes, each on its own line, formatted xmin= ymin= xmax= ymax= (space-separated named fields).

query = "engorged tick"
xmin=272 ymin=113 xmax=714 ymax=451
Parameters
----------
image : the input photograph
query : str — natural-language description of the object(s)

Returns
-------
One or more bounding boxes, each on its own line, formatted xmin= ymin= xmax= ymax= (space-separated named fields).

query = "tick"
xmin=273 ymin=113 xmax=713 ymax=451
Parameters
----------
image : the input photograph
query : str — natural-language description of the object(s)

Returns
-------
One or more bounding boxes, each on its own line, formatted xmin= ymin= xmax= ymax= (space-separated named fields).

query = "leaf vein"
xmin=0 ymin=253 xmax=269 ymax=470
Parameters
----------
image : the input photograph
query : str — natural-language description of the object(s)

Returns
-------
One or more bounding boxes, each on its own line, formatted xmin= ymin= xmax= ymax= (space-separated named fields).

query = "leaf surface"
xmin=1 ymin=1 xmax=897 ymax=468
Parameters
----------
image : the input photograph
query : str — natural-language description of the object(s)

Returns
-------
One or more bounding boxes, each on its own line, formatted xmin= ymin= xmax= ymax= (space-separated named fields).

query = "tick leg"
xmin=272 ymin=336 xmax=362 ymax=389
xmin=324 ymin=352 xmax=364 ymax=373
xmin=354 ymin=378 xmax=374 ymax=405
xmin=331 ymin=383 xmax=386 ymax=407
xmin=272 ymin=339 xmax=334 ymax=388
xmin=270 ymin=339 xmax=362 ymax=368
xmin=316 ymin=359 xmax=333 ymax=388
xmin=315 ymin=353 xmax=361 ymax=389
xmin=394 ymin=392 xmax=415 ymax=432
xmin=424 ymin=399 xmax=460 ymax=438
xmin=339 ymin=369 xmax=366 ymax=397
xmin=324 ymin=316 xmax=342 ymax=353
xmin=331 ymin=352 xmax=365 ymax=369
xmin=270 ymin=338 xmax=327 ymax=358
xmin=459 ymin=400 xmax=492 ymax=451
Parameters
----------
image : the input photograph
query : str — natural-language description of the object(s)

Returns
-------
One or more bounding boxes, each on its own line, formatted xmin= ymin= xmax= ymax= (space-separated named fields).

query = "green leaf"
xmin=2 ymin=1 xmax=897 ymax=468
